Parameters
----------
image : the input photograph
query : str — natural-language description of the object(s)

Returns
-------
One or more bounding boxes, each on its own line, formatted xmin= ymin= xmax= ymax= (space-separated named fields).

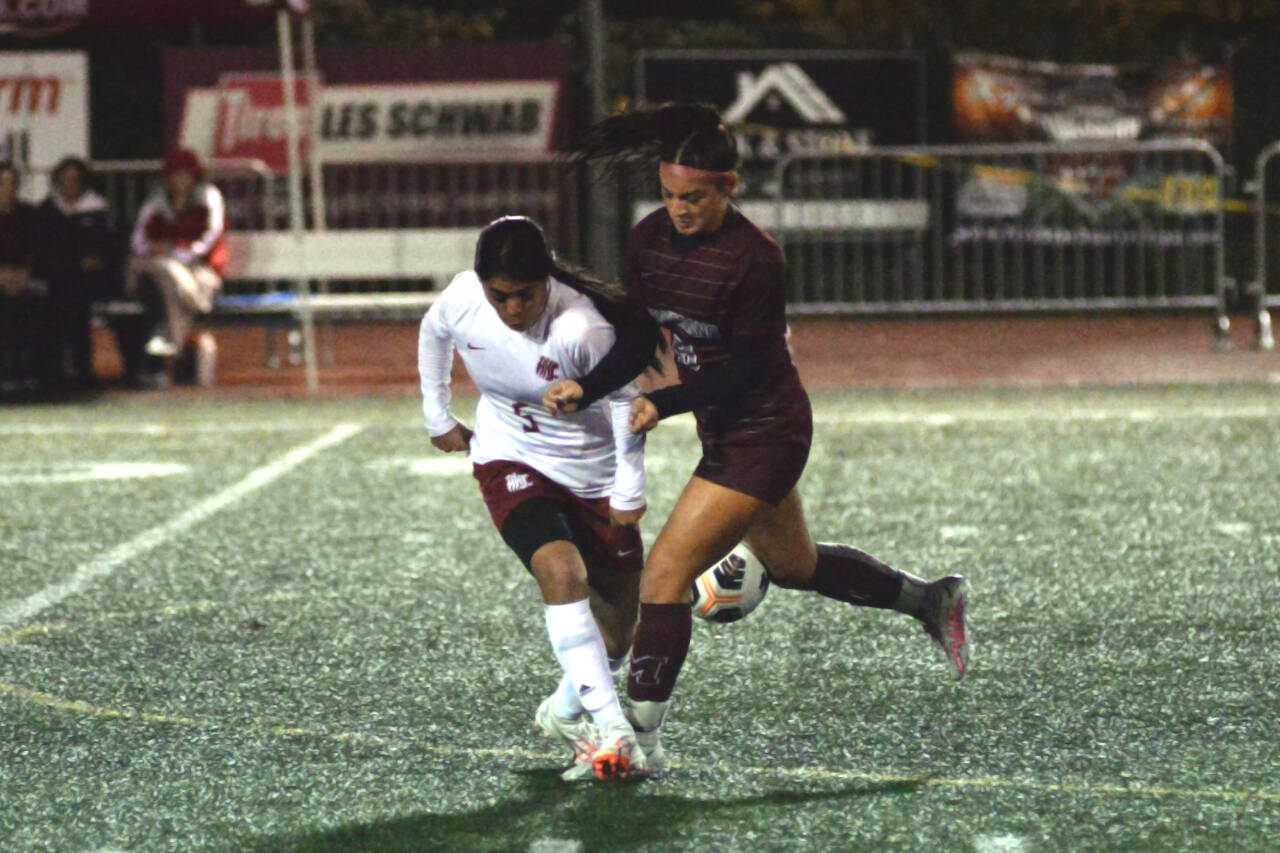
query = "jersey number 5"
xmin=512 ymin=402 xmax=539 ymax=433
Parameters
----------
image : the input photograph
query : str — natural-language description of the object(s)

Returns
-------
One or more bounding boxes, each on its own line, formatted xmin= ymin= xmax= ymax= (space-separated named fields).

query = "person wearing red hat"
xmin=124 ymin=148 xmax=227 ymax=378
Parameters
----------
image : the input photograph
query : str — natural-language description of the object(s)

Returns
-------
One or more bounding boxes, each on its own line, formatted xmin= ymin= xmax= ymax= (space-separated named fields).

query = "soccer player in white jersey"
xmin=419 ymin=216 xmax=654 ymax=781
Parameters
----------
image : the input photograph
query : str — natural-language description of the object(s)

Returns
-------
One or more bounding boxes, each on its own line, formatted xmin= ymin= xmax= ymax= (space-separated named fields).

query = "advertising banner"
xmin=953 ymin=52 xmax=1233 ymax=146
xmin=0 ymin=50 xmax=88 ymax=198
xmin=951 ymin=52 xmax=1231 ymax=232
xmin=179 ymin=73 xmax=560 ymax=169
xmin=636 ymin=50 xmax=924 ymax=197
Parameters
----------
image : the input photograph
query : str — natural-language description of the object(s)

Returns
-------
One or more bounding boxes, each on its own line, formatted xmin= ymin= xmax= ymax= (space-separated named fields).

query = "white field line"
xmin=0 ymin=421 xmax=328 ymax=436
xmin=0 ymin=424 xmax=363 ymax=631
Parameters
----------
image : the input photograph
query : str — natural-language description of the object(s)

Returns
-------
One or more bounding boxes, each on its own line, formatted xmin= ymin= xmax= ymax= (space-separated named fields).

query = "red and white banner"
xmin=179 ymin=74 xmax=560 ymax=170
xmin=0 ymin=51 xmax=88 ymax=196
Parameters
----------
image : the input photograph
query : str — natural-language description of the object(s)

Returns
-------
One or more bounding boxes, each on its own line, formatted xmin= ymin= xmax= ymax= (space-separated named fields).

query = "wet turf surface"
xmin=1 ymin=386 xmax=1277 ymax=851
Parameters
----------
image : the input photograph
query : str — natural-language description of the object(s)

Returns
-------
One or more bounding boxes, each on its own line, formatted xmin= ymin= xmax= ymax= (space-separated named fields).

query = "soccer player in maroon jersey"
xmin=543 ymin=103 xmax=969 ymax=779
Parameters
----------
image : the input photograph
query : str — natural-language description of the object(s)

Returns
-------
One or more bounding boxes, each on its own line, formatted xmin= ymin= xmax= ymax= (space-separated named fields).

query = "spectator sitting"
xmin=0 ymin=162 xmax=47 ymax=392
xmin=35 ymin=157 xmax=112 ymax=390
xmin=125 ymin=148 xmax=226 ymax=376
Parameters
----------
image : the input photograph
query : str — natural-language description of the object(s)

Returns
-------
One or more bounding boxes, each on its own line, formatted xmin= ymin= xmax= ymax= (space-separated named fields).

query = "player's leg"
xmin=505 ymin=502 xmax=628 ymax=730
xmin=611 ymin=476 xmax=764 ymax=778
xmin=745 ymin=488 xmax=969 ymax=679
xmin=474 ymin=462 xmax=630 ymax=780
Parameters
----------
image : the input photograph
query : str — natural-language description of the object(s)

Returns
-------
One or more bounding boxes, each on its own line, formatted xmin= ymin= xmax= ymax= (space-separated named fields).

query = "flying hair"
xmin=570 ymin=102 xmax=739 ymax=176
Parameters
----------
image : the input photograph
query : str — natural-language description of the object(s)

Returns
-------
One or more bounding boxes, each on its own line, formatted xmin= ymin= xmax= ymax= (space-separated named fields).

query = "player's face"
xmin=483 ymin=275 xmax=548 ymax=331
xmin=660 ymin=170 xmax=729 ymax=236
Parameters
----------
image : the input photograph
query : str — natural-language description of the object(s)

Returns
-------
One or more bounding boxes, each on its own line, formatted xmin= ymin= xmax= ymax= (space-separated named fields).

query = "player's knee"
xmin=529 ymin=541 xmax=589 ymax=604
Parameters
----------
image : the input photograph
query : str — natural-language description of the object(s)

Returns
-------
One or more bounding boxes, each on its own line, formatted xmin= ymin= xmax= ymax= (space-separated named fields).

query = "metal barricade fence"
xmin=74 ymin=157 xmax=580 ymax=297
xmin=1250 ymin=141 xmax=1280 ymax=349
xmin=767 ymin=140 xmax=1227 ymax=315
xmin=89 ymin=159 xmax=277 ymax=235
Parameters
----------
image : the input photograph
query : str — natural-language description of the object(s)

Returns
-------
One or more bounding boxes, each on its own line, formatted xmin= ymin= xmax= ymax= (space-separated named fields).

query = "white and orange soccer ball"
xmin=690 ymin=542 xmax=771 ymax=623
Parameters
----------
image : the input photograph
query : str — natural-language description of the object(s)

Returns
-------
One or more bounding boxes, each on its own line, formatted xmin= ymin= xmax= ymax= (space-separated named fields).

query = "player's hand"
xmin=543 ymin=380 xmax=583 ymax=416
xmin=628 ymin=396 xmax=659 ymax=434
xmin=430 ymin=423 xmax=472 ymax=453
xmin=609 ymin=504 xmax=646 ymax=528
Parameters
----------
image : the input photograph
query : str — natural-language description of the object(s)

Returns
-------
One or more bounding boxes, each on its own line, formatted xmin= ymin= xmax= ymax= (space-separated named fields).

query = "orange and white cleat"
xmin=592 ymin=718 xmax=646 ymax=781
xmin=535 ymin=695 xmax=600 ymax=782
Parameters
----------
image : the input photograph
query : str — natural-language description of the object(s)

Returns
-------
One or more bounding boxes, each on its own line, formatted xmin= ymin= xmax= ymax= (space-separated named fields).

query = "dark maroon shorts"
xmin=693 ymin=438 xmax=811 ymax=506
xmin=692 ymin=381 xmax=814 ymax=506
xmin=473 ymin=459 xmax=643 ymax=576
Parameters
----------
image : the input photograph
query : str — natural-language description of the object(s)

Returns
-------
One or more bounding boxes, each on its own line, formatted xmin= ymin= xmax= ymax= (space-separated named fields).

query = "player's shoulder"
xmin=729 ymin=207 xmax=783 ymax=260
xmin=631 ymin=207 xmax=671 ymax=241
xmin=437 ymin=269 xmax=483 ymax=305
xmin=545 ymin=279 xmax=612 ymax=344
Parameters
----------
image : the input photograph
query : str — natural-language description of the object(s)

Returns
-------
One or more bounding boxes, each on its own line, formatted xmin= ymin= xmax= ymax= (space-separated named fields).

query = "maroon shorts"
xmin=473 ymin=460 xmax=643 ymax=578
xmin=693 ymin=438 xmax=811 ymax=506
xmin=693 ymin=384 xmax=813 ymax=506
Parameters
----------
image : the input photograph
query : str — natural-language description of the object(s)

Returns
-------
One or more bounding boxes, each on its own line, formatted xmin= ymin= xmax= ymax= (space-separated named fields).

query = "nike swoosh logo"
xmin=616 ymin=549 xmax=636 ymax=557
xmin=466 ymin=343 xmax=485 ymax=350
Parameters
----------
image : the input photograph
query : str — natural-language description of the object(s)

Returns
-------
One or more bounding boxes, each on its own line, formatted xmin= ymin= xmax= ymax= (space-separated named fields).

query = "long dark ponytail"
xmin=569 ymin=102 xmax=738 ymax=175
xmin=473 ymin=215 xmax=665 ymax=370
xmin=474 ymin=214 xmax=626 ymax=306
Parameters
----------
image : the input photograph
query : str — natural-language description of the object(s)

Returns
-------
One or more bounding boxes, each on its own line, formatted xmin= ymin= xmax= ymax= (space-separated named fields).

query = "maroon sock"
xmin=626 ymin=602 xmax=692 ymax=702
xmin=810 ymin=542 xmax=922 ymax=614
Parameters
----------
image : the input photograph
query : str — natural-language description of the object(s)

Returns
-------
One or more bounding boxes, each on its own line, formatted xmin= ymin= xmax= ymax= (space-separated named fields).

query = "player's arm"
xmin=177 ymin=185 xmax=226 ymax=265
xmin=638 ymin=243 xmax=784 ymax=423
xmin=418 ymin=301 xmax=470 ymax=452
xmin=570 ymin=318 xmax=646 ymax=525
xmin=544 ymin=298 xmax=660 ymax=416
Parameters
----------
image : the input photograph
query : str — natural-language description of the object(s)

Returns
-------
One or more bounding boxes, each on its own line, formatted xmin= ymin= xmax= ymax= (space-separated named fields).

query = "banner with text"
xmin=953 ymin=52 xmax=1232 ymax=146
xmin=636 ymin=50 xmax=924 ymax=198
xmin=0 ymin=50 xmax=88 ymax=198
xmin=951 ymin=52 xmax=1231 ymax=226
xmin=179 ymin=74 xmax=560 ymax=170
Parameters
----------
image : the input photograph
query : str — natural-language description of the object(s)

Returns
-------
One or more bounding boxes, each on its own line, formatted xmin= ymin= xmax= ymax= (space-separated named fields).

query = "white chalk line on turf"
xmin=3 ymin=593 xmax=1279 ymax=807
xmin=0 ymin=421 xmax=331 ymax=436
xmin=0 ymin=424 xmax=363 ymax=631
xmin=3 ymin=669 xmax=1278 ymax=806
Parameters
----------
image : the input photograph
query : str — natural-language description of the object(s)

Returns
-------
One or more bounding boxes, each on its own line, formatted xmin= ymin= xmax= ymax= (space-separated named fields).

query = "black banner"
xmin=636 ymin=50 xmax=925 ymax=197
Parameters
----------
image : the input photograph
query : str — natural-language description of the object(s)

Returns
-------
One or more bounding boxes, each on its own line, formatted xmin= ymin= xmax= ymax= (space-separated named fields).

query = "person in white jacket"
xmin=419 ymin=216 xmax=652 ymax=781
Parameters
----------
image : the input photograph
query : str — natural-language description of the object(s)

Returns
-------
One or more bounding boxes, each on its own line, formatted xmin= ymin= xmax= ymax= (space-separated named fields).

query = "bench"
xmin=95 ymin=228 xmax=479 ymax=381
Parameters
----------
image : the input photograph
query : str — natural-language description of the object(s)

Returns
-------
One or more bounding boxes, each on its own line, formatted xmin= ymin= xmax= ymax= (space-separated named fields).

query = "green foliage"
xmin=305 ymin=0 xmax=1280 ymax=64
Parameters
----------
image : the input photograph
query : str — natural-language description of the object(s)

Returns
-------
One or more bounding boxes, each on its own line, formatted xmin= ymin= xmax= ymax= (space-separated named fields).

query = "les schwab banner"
xmin=179 ymin=73 xmax=560 ymax=170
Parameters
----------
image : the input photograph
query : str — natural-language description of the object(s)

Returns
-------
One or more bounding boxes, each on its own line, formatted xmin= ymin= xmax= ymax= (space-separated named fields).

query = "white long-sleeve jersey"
xmin=419 ymin=271 xmax=645 ymax=510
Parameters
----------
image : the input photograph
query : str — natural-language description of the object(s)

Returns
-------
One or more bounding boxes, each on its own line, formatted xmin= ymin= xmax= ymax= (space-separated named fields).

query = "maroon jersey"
xmin=627 ymin=206 xmax=811 ymax=447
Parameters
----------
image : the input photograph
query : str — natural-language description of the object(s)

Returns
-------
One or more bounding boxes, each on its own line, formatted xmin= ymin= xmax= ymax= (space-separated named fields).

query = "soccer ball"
xmin=690 ymin=542 xmax=771 ymax=623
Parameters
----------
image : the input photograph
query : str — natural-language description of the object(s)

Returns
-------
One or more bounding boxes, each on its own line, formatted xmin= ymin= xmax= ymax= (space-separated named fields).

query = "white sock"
xmin=552 ymin=671 xmax=583 ymax=719
xmin=544 ymin=599 xmax=624 ymax=727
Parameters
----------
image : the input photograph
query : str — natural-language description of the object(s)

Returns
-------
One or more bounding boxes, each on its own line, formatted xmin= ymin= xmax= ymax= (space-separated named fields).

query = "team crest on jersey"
xmin=505 ymin=472 xmax=533 ymax=492
xmin=535 ymin=357 xmax=559 ymax=381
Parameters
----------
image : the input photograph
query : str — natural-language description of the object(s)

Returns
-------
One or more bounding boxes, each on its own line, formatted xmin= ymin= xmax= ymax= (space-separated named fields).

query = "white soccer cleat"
xmin=144 ymin=335 xmax=179 ymax=358
xmin=535 ymin=695 xmax=600 ymax=782
xmin=592 ymin=717 xmax=646 ymax=781
xmin=625 ymin=699 xmax=670 ymax=778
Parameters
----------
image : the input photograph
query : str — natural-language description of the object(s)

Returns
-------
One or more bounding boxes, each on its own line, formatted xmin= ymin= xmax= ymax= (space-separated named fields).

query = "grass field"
xmin=1 ymin=385 xmax=1278 ymax=852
